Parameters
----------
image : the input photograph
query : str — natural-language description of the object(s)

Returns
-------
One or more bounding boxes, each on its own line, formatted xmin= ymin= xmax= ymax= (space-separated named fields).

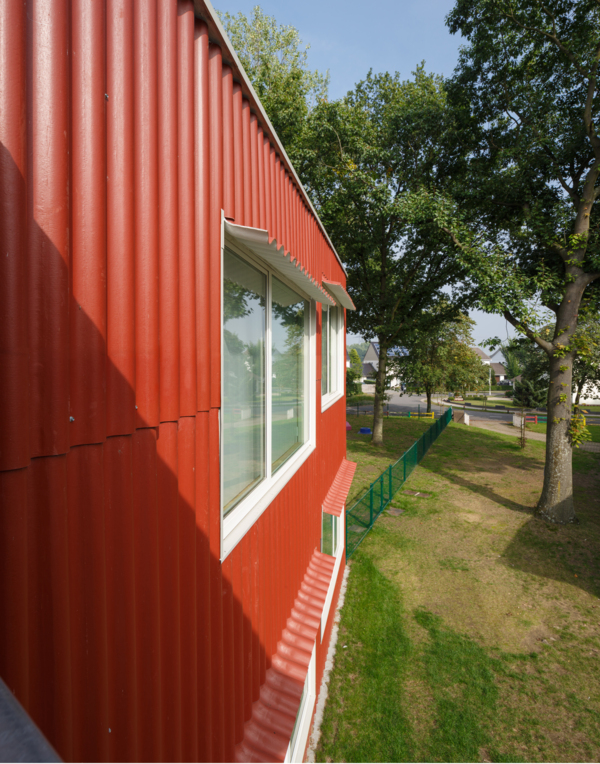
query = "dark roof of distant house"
xmin=362 ymin=362 xmax=377 ymax=377
xmin=472 ymin=347 xmax=491 ymax=360
xmin=491 ymin=363 xmax=506 ymax=375
xmin=370 ymin=343 xmax=408 ymax=358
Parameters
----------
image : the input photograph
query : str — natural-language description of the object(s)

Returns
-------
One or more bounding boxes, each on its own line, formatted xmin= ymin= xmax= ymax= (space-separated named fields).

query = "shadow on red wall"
xmin=0 ymin=142 xmax=271 ymax=763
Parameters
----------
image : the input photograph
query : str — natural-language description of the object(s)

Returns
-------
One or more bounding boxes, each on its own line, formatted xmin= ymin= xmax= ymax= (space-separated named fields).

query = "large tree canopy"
xmin=298 ymin=68 xmax=477 ymax=444
xmin=432 ymin=0 xmax=600 ymax=522
xmin=218 ymin=6 xmax=328 ymax=156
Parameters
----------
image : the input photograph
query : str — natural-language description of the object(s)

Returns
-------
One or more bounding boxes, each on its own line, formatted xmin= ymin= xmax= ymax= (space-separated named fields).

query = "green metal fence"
xmin=345 ymin=407 xmax=453 ymax=558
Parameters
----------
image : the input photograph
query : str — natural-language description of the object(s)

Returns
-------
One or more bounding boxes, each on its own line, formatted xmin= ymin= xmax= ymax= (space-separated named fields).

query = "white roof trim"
xmin=224 ymin=221 xmax=336 ymax=306
xmin=195 ymin=0 xmax=347 ymax=277
xmin=322 ymin=279 xmax=356 ymax=311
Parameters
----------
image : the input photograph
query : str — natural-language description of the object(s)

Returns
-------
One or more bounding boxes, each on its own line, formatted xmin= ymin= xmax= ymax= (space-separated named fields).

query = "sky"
xmin=216 ymin=0 xmax=514 ymax=349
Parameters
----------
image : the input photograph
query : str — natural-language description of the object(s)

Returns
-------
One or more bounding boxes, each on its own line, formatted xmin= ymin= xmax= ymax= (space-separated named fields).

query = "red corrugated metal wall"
xmin=0 ymin=0 xmax=348 ymax=761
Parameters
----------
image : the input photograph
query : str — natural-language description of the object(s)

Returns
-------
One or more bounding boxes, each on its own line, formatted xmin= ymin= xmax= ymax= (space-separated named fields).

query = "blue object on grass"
xmin=359 ymin=427 xmax=372 ymax=434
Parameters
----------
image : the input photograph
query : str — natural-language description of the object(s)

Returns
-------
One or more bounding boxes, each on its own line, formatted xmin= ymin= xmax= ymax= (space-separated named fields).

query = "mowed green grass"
xmin=345 ymin=414 xmax=430 ymax=505
xmin=317 ymin=421 xmax=600 ymax=763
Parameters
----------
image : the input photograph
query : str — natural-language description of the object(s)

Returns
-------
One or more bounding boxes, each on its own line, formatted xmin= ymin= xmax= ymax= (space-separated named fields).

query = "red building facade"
xmin=0 ymin=0 xmax=355 ymax=761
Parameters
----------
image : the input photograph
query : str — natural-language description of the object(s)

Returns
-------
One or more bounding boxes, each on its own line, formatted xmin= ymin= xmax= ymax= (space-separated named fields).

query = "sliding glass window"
xmin=271 ymin=277 xmax=309 ymax=472
xmin=222 ymin=247 xmax=311 ymax=518
xmin=222 ymin=250 xmax=266 ymax=515
xmin=321 ymin=304 xmax=340 ymax=398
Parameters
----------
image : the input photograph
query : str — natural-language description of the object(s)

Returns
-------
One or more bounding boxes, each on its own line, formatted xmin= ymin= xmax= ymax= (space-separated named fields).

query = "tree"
xmin=513 ymin=377 xmax=548 ymax=410
xmin=298 ymin=68 xmax=476 ymax=445
xmin=437 ymin=0 xmax=600 ymax=523
xmin=502 ymin=347 xmax=523 ymax=382
xmin=394 ymin=312 xmax=484 ymax=411
xmin=348 ymin=341 xmax=370 ymax=361
xmin=346 ymin=367 xmax=361 ymax=396
xmin=218 ymin=6 xmax=328 ymax=156
xmin=349 ymin=348 xmax=363 ymax=379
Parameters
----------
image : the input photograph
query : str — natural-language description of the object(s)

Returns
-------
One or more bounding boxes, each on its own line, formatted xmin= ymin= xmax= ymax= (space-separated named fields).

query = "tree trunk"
xmin=536 ymin=352 xmax=576 ymax=524
xmin=426 ymin=388 xmax=432 ymax=413
xmin=575 ymin=376 xmax=586 ymax=408
xmin=372 ymin=345 xmax=387 ymax=446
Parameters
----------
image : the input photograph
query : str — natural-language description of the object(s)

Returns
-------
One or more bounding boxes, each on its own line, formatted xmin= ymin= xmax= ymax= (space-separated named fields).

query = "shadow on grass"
xmin=419 ymin=424 xmax=600 ymax=599
xmin=419 ymin=425 xmax=546 ymax=515
xmin=501 ymin=514 xmax=600 ymax=599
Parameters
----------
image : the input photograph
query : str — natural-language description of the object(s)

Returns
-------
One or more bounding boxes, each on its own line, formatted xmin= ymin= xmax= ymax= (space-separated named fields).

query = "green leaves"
xmin=218 ymin=6 xmax=328 ymax=155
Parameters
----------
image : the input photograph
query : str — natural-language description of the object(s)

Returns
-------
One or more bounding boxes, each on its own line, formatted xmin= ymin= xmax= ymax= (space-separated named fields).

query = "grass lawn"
xmin=345 ymin=415 xmax=431 ymax=505
xmin=453 ymin=398 xmax=515 ymax=408
xmin=346 ymin=393 xmax=375 ymax=406
xmin=526 ymin=423 xmax=600 ymax=442
xmin=317 ymin=421 xmax=600 ymax=762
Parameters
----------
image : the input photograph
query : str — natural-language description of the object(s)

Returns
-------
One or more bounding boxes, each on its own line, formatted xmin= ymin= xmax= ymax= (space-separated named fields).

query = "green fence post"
xmin=380 ymin=474 xmax=384 ymax=512
xmin=369 ymin=485 xmax=374 ymax=527
xmin=388 ymin=464 xmax=392 ymax=503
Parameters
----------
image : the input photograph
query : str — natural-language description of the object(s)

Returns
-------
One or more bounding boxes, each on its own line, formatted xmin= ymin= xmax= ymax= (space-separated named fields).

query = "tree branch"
xmin=503 ymin=309 xmax=554 ymax=355
xmin=501 ymin=7 xmax=587 ymax=79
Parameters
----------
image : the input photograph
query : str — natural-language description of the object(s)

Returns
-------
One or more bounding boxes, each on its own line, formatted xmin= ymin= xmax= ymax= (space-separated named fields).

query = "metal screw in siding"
xmin=69 ymin=416 xmax=75 ymax=422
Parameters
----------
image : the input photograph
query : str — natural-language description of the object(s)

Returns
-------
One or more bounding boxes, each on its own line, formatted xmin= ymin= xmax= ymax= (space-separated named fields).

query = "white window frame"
xmin=220 ymin=232 xmax=317 ymax=560
xmin=320 ymin=509 xmax=344 ymax=640
xmin=321 ymin=303 xmax=344 ymax=412
xmin=284 ymin=645 xmax=316 ymax=763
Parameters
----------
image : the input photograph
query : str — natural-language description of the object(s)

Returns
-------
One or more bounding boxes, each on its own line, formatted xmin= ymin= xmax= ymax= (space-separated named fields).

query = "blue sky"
xmin=217 ymin=0 xmax=513 ymax=347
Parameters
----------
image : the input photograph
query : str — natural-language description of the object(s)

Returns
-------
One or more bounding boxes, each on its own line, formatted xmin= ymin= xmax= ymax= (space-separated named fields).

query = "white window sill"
xmin=321 ymin=389 xmax=344 ymax=413
xmin=222 ymin=439 xmax=316 ymax=560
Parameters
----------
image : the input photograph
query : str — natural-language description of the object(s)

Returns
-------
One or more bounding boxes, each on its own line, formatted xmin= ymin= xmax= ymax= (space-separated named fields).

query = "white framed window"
xmin=321 ymin=304 xmax=344 ymax=410
xmin=321 ymin=511 xmax=340 ymax=558
xmin=221 ymin=236 xmax=317 ymax=559
xmin=320 ymin=508 xmax=344 ymax=640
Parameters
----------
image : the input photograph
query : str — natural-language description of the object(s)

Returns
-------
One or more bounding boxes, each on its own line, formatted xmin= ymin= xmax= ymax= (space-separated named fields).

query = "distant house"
xmin=363 ymin=342 xmax=407 ymax=387
xmin=491 ymin=362 xmax=507 ymax=383
xmin=489 ymin=347 xmax=506 ymax=364
xmin=472 ymin=347 xmax=492 ymax=365
xmin=362 ymin=362 xmax=377 ymax=381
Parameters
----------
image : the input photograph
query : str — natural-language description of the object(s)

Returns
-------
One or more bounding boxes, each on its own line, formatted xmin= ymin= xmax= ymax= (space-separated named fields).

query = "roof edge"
xmin=193 ymin=0 xmax=347 ymax=278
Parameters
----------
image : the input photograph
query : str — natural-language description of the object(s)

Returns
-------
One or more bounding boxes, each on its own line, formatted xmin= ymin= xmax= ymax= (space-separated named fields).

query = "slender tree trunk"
xmin=372 ymin=345 xmax=387 ymax=446
xmin=575 ymin=376 xmax=586 ymax=408
xmin=426 ymin=387 xmax=432 ymax=413
xmin=536 ymin=352 xmax=576 ymax=524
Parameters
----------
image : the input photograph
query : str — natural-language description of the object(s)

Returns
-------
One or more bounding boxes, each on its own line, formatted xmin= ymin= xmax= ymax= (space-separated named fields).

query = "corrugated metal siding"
xmin=0 ymin=0 xmax=349 ymax=761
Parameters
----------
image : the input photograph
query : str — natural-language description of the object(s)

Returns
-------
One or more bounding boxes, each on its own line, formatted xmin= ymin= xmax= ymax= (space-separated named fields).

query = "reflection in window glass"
xmin=321 ymin=306 xmax=329 ymax=395
xmin=271 ymin=277 xmax=308 ymax=472
xmin=321 ymin=512 xmax=338 ymax=556
xmin=222 ymin=249 xmax=266 ymax=514
xmin=330 ymin=306 xmax=337 ymax=392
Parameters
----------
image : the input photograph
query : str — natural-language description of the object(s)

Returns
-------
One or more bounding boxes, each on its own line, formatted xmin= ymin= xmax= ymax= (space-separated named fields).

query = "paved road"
xmin=347 ymin=386 xmax=513 ymax=423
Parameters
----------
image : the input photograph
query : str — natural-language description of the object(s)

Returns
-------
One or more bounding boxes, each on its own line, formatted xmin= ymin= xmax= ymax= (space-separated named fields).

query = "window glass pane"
xmin=333 ymin=513 xmax=338 ymax=553
xmin=271 ymin=277 xmax=308 ymax=472
xmin=321 ymin=306 xmax=329 ymax=395
xmin=222 ymin=249 xmax=266 ymax=514
xmin=329 ymin=307 xmax=337 ymax=393
xmin=322 ymin=512 xmax=334 ymax=556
